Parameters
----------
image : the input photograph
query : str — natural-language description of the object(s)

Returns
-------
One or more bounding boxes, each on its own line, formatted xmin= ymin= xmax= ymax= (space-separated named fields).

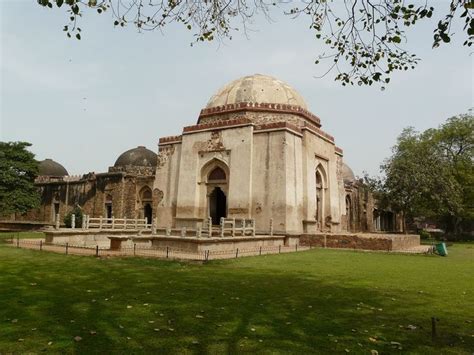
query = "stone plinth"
xmin=298 ymin=233 xmax=420 ymax=251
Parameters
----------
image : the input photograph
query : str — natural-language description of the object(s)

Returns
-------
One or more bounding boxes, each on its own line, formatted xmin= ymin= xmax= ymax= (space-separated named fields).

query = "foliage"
xmin=379 ymin=113 xmax=473 ymax=235
xmin=0 ymin=242 xmax=473 ymax=353
xmin=36 ymin=0 xmax=474 ymax=89
xmin=63 ymin=206 xmax=84 ymax=228
xmin=419 ymin=229 xmax=431 ymax=240
xmin=0 ymin=142 xmax=40 ymax=217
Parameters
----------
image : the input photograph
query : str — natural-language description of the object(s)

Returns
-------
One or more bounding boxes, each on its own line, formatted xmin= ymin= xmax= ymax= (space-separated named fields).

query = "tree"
xmin=0 ymin=142 xmax=40 ymax=217
xmin=37 ymin=0 xmax=473 ymax=88
xmin=378 ymin=113 xmax=473 ymax=235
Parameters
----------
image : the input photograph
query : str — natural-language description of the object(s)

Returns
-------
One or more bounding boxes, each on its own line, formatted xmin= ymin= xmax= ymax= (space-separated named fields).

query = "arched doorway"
xmin=206 ymin=166 xmax=228 ymax=225
xmin=139 ymin=187 xmax=153 ymax=223
xmin=316 ymin=170 xmax=324 ymax=228
xmin=346 ymin=195 xmax=352 ymax=231
xmin=144 ymin=203 xmax=152 ymax=224
xmin=209 ymin=187 xmax=227 ymax=225
xmin=105 ymin=194 xmax=113 ymax=221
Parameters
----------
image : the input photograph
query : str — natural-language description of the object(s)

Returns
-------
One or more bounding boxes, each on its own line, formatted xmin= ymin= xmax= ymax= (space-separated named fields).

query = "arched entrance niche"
xmin=139 ymin=186 xmax=153 ymax=224
xmin=345 ymin=195 xmax=352 ymax=232
xmin=315 ymin=164 xmax=329 ymax=231
xmin=105 ymin=194 xmax=113 ymax=220
xmin=201 ymin=159 xmax=229 ymax=225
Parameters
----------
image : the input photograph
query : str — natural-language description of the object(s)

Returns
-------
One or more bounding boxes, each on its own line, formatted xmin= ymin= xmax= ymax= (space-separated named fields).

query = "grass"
xmin=0 ymin=232 xmax=473 ymax=354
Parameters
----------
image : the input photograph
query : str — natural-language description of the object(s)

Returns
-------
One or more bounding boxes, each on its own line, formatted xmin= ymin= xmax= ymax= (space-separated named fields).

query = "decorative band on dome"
xmin=198 ymin=102 xmax=321 ymax=127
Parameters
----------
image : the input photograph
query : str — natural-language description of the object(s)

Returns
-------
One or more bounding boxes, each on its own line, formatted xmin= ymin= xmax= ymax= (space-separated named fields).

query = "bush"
xmin=64 ymin=207 xmax=83 ymax=228
xmin=419 ymin=229 xmax=431 ymax=240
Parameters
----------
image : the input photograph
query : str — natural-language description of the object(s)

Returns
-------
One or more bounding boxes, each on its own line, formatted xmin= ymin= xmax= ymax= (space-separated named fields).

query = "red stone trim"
xmin=159 ymin=135 xmax=182 ymax=145
xmin=183 ymin=117 xmax=252 ymax=134
xmin=198 ymin=102 xmax=321 ymax=127
xmin=301 ymin=121 xmax=335 ymax=143
xmin=335 ymin=146 xmax=344 ymax=156
xmin=254 ymin=121 xmax=303 ymax=136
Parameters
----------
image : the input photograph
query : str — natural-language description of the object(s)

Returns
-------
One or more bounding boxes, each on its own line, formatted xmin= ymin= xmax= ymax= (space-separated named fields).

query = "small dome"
xmin=38 ymin=159 xmax=69 ymax=177
xmin=114 ymin=146 xmax=157 ymax=168
xmin=206 ymin=74 xmax=308 ymax=109
xmin=342 ymin=163 xmax=355 ymax=184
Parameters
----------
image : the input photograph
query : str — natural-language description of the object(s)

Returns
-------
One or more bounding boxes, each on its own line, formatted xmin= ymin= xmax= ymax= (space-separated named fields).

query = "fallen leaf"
xmin=11 ymin=319 xmax=18 ymax=323
xmin=90 ymin=330 xmax=97 ymax=335
xmin=74 ymin=336 xmax=82 ymax=342
xmin=127 ymin=305 xmax=133 ymax=309
xmin=195 ymin=315 xmax=204 ymax=319
xmin=369 ymin=337 xmax=377 ymax=342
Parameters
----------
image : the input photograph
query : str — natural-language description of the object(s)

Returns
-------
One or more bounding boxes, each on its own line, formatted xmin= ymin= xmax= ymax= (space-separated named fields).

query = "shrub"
xmin=64 ymin=207 xmax=83 ymax=228
xmin=419 ymin=229 xmax=431 ymax=240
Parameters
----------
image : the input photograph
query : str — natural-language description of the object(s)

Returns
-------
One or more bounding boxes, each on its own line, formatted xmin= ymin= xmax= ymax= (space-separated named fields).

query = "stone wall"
xmin=298 ymin=233 xmax=419 ymax=251
xmin=11 ymin=172 xmax=154 ymax=224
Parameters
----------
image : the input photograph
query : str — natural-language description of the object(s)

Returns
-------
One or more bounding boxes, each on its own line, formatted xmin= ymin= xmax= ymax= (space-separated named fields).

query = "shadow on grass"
xmin=0 ymin=246 xmax=472 ymax=354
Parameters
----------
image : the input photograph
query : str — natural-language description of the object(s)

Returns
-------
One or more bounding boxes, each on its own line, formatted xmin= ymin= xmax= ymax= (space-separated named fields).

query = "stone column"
xmin=71 ymin=214 xmax=76 ymax=229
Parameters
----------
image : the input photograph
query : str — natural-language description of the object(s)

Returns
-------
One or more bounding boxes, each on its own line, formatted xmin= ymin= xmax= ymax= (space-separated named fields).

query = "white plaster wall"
xmin=154 ymin=143 xmax=182 ymax=228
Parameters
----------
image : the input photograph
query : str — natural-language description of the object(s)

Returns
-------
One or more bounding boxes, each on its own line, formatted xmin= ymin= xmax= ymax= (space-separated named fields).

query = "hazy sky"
xmin=1 ymin=1 xmax=472 ymax=177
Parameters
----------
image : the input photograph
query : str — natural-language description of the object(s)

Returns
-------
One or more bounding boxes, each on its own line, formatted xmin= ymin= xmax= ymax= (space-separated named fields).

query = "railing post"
xmin=220 ymin=217 xmax=224 ymax=238
xmin=181 ymin=227 xmax=187 ymax=238
xmin=81 ymin=215 xmax=86 ymax=230
xmin=71 ymin=214 xmax=76 ymax=229
xmin=269 ymin=218 xmax=273 ymax=236
xmin=112 ymin=217 xmax=115 ymax=230
xmin=166 ymin=227 xmax=171 ymax=236
xmin=197 ymin=226 xmax=202 ymax=238
xmin=40 ymin=240 xmax=43 ymax=251
xmin=95 ymin=245 xmax=99 ymax=257
xmin=99 ymin=216 xmax=103 ymax=230
xmin=252 ymin=219 xmax=256 ymax=237
xmin=242 ymin=219 xmax=246 ymax=236
xmin=134 ymin=243 xmax=136 ymax=256
xmin=166 ymin=246 xmax=169 ymax=258
xmin=235 ymin=248 xmax=239 ymax=258
xmin=208 ymin=217 xmax=212 ymax=237
xmin=152 ymin=218 xmax=157 ymax=235
xmin=55 ymin=213 xmax=60 ymax=230
xmin=232 ymin=218 xmax=235 ymax=237
xmin=124 ymin=217 xmax=127 ymax=230
xmin=86 ymin=215 xmax=90 ymax=229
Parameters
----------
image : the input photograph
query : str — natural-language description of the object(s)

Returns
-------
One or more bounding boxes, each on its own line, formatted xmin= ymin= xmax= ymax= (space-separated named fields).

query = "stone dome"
xmin=342 ymin=163 xmax=356 ymax=184
xmin=206 ymin=74 xmax=308 ymax=109
xmin=38 ymin=159 xmax=69 ymax=177
xmin=114 ymin=146 xmax=157 ymax=168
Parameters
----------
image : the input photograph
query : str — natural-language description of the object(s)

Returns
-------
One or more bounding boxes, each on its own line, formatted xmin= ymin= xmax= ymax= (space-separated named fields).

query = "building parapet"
xmin=254 ymin=121 xmax=303 ymax=136
xmin=158 ymin=135 xmax=182 ymax=146
xmin=301 ymin=121 xmax=335 ymax=143
xmin=183 ymin=117 xmax=252 ymax=134
xmin=335 ymin=146 xmax=344 ymax=156
xmin=198 ymin=102 xmax=321 ymax=127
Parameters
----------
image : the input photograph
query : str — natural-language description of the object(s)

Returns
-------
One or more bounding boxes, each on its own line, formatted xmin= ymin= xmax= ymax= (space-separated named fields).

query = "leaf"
xmin=392 ymin=36 xmax=401 ymax=43
xmin=76 ymin=33 xmax=81 ymax=40
xmin=57 ymin=0 xmax=63 ymax=7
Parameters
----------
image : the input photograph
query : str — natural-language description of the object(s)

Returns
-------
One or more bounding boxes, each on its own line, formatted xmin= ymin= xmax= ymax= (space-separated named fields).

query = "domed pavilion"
xmin=154 ymin=74 xmax=348 ymax=233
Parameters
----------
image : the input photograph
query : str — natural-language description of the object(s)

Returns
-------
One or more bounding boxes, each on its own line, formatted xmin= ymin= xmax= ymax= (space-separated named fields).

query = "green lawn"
xmin=0 ymin=233 xmax=473 ymax=354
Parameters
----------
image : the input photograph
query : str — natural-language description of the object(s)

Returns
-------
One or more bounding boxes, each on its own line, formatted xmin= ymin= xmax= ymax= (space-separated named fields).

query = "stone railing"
xmin=85 ymin=216 xmax=151 ymax=230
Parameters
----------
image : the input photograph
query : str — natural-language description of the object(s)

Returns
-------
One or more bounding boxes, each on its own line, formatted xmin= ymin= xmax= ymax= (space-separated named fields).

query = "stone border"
xmin=198 ymin=102 xmax=321 ymax=127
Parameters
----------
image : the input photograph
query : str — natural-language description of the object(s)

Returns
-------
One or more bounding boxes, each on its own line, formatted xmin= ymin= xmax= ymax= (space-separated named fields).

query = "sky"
xmin=1 ymin=1 xmax=473 ymax=177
